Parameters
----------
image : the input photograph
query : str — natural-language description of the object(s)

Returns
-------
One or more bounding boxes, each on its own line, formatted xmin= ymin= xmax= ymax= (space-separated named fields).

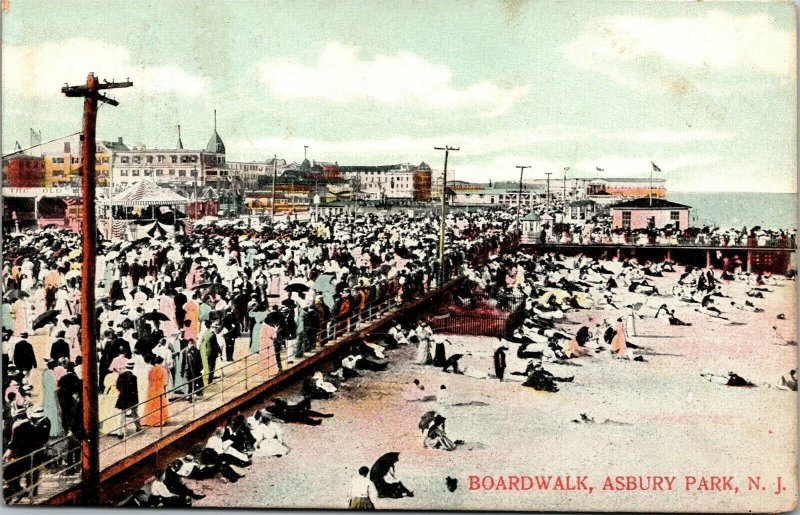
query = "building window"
xmin=168 ymin=170 xmax=175 ymax=176
xmin=121 ymin=156 xmax=129 ymax=164
xmin=157 ymin=155 xmax=164 ymax=163
xmin=171 ymin=155 xmax=178 ymax=163
xmin=156 ymin=169 xmax=163 ymax=176
xmin=132 ymin=170 xmax=140 ymax=176
xmin=120 ymin=170 xmax=128 ymax=176
xmin=178 ymin=170 xmax=186 ymax=177
xmin=146 ymin=156 xmax=153 ymax=164
xmin=144 ymin=170 xmax=152 ymax=176
xmin=670 ymin=211 xmax=680 ymax=221
xmin=622 ymin=210 xmax=631 ymax=229
xmin=132 ymin=156 xmax=141 ymax=164
xmin=181 ymin=155 xmax=189 ymax=163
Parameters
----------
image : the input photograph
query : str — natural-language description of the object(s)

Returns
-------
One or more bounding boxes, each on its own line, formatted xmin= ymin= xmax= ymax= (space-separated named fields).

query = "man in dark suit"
xmin=115 ymin=360 xmax=142 ymax=435
xmin=180 ymin=339 xmax=204 ymax=403
xmin=49 ymin=332 xmax=70 ymax=362
xmin=12 ymin=333 xmax=37 ymax=378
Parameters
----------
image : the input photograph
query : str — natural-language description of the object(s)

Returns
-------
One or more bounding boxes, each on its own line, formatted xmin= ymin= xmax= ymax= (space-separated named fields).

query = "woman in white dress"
xmin=249 ymin=410 xmax=289 ymax=458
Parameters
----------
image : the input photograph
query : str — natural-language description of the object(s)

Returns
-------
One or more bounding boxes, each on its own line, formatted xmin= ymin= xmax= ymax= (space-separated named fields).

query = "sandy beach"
xmin=188 ymin=258 xmax=797 ymax=513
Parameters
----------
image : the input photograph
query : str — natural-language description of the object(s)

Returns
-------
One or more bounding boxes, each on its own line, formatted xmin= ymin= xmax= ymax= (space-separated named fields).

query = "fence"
xmin=426 ymin=290 xmax=527 ymax=339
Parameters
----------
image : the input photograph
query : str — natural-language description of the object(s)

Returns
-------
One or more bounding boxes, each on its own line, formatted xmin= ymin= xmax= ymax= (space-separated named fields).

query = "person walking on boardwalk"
xmin=199 ymin=321 xmax=220 ymax=386
xmin=180 ymin=339 xmax=204 ymax=403
xmin=142 ymin=356 xmax=169 ymax=427
xmin=116 ymin=359 xmax=143 ymax=436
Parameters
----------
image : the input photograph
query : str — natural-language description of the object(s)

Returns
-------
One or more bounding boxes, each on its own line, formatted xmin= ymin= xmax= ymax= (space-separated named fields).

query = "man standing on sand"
xmin=493 ymin=344 xmax=508 ymax=381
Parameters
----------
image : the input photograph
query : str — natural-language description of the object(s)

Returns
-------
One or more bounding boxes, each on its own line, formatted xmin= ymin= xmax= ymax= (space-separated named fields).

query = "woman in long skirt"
xmin=259 ymin=323 xmax=278 ymax=377
xmin=99 ymin=372 xmax=120 ymax=436
xmin=41 ymin=361 xmax=64 ymax=438
xmin=142 ymin=358 xmax=169 ymax=427
xmin=159 ymin=295 xmax=179 ymax=338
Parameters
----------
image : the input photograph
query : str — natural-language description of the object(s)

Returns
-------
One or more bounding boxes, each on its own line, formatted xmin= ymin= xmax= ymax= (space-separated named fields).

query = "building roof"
xmin=205 ymin=130 xmax=225 ymax=154
xmin=609 ymin=197 xmax=691 ymax=210
xmin=521 ymin=212 xmax=541 ymax=221
xmin=589 ymin=177 xmax=666 ymax=183
xmin=568 ymin=199 xmax=596 ymax=207
xmin=109 ymin=179 xmax=188 ymax=206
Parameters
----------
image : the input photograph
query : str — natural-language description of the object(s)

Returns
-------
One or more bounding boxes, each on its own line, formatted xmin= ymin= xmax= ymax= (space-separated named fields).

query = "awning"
xmin=106 ymin=179 xmax=188 ymax=207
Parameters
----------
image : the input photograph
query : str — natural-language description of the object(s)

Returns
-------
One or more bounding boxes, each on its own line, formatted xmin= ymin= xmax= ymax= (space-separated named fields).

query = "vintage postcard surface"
xmin=0 ymin=0 xmax=797 ymax=512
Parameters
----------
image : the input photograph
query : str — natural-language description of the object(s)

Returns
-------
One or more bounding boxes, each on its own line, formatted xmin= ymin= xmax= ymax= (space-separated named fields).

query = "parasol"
xmin=33 ymin=310 xmax=60 ymax=330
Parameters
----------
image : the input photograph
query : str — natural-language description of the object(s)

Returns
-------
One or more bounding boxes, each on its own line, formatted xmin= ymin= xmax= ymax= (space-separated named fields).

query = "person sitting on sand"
xmin=423 ymin=414 xmax=459 ymax=451
xmin=780 ymin=369 xmax=797 ymax=391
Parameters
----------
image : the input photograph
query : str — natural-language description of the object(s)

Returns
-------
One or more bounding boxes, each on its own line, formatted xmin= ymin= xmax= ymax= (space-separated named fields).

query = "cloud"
xmin=257 ymin=42 xmax=529 ymax=117
xmin=564 ymin=11 xmax=794 ymax=90
xmin=4 ymin=38 xmax=209 ymax=98
xmin=229 ymin=127 xmax=732 ymax=163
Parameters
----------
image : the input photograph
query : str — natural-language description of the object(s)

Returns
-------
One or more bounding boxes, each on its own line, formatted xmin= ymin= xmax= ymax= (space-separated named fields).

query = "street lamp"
xmin=191 ymin=168 xmax=198 ymax=218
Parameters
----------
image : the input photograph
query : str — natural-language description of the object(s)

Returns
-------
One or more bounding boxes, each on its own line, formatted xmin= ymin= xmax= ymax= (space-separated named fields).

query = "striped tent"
xmin=108 ymin=179 xmax=188 ymax=207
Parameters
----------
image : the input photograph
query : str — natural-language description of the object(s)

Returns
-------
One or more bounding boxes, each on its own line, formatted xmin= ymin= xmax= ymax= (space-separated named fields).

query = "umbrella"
xmin=142 ymin=311 xmax=170 ymax=322
xmin=370 ymin=452 xmax=400 ymax=485
xmin=65 ymin=270 xmax=81 ymax=281
xmin=104 ymin=251 xmax=120 ymax=260
xmin=285 ymin=283 xmax=310 ymax=294
xmin=33 ymin=310 xmax=60 ymax=330
xmin=4 ymin=290 xmax=29 ymax=302
xmin=418 ymin=411 xmax=438 ymax=431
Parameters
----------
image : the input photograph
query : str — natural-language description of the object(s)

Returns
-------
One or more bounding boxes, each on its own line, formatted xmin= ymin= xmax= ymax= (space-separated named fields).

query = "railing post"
xmin=159 ymin=394 xmax=164 ymax=437
xmin=220 ymin=365 xmax=225 ymax=401
xmin=244 ymin=353 xmax=249 ymax=390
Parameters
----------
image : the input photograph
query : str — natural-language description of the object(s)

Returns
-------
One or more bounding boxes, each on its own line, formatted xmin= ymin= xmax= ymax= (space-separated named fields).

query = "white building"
xmin=339 ymin=162 xmax=431 ymax=202
xmin=111 ymin=121 xmax=227 ymax=195
xmin=452 ymin=186 xmax=542 ymax=207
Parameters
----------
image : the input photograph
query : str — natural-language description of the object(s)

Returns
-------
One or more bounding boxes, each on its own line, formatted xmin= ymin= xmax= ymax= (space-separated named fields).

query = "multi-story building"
xmin=227 ymin=158 xmax=288 ymax=191
xmin=2 ymin=154 xmax=44 ymax=187
xmin=339 ymin=162 xmax=431 ymax=202
xmin=110 ymin=122 xmax=227 ymax=196
xmin=12 ymin=134 xmax=115 ymax=188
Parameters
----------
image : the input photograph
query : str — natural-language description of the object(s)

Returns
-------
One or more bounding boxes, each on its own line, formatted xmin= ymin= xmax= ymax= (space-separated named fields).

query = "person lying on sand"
xmin=701 ymin=371 xmax=756 ymax=387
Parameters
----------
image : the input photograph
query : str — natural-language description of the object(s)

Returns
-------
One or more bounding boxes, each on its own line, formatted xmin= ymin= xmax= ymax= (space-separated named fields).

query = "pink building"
xmin=609 ymin=198 xmax=691 ymax=230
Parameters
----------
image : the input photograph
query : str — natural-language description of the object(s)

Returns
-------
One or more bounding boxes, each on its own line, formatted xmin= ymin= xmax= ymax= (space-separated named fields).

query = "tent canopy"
xmin=107 ymin=179 xmax=188 ymax=207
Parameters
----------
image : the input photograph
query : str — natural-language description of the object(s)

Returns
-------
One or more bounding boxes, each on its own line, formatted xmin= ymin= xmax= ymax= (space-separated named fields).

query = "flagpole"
xmin=649 ymin=164 xmax=653 ymax=207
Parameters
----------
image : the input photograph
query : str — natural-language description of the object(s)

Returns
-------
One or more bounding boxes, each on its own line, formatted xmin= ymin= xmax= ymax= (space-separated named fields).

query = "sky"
xmin=2 ymin=0 xmax=797 ymax=192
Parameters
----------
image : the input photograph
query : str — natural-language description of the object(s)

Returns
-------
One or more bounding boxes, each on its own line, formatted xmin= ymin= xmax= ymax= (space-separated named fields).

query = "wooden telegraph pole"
xmin=515 ymin=165 xmax=530 ymax=235
xmin=62 ymin=73 xmax=132 ymax=505
xmin=434 ymin=145 xmax=459 ymax=284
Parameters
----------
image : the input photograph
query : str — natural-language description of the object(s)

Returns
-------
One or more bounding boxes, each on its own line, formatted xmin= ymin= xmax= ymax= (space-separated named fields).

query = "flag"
xmin=651 ymin=161 xmax=662 ymax=172
xmin=29 ymin=128 xmax=42 ymax=147
xmin=596 ymin=166 xmax=604 ymax=172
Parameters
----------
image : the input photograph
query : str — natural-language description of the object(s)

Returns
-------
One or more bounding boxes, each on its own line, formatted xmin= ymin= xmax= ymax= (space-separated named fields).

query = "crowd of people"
xmin=1 ymin=208 xmax=518 ymax=503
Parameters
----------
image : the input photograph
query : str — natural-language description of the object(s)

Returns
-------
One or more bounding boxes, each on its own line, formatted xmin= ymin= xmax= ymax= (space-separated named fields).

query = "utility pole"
xmin=515 ymin=165 xmax=530 ymax=235
xmin=303 ymin=145 xmax=309 ymax=162
xmin=62 ymin=72 xmax=132 ymax=506
xmin=270 ymin=155 xmax=277 ymax=222
xmin=434 ymin=145 xmax=459 ymax=284
xmin=563 ymin=166 xmax=569 ymax=204
xmin=545 ymin=172 xmax=552 ymax=212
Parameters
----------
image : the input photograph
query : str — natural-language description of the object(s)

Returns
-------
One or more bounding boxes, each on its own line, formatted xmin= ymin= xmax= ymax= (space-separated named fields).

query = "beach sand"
xmin=190 ymin=259 xmax=797 ymax=512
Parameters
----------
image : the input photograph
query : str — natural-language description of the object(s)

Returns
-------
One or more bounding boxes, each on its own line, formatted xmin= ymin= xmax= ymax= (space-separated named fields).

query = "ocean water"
xmin=667 ymin=192 xmax=797 ymax=231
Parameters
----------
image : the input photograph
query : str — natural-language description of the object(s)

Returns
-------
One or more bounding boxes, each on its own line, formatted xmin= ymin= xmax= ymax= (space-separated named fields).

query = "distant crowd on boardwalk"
xmin=531 ymin=221 xmax=796 ymax=248
xmin=1 ymin=209 xmax=519 ymax=502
